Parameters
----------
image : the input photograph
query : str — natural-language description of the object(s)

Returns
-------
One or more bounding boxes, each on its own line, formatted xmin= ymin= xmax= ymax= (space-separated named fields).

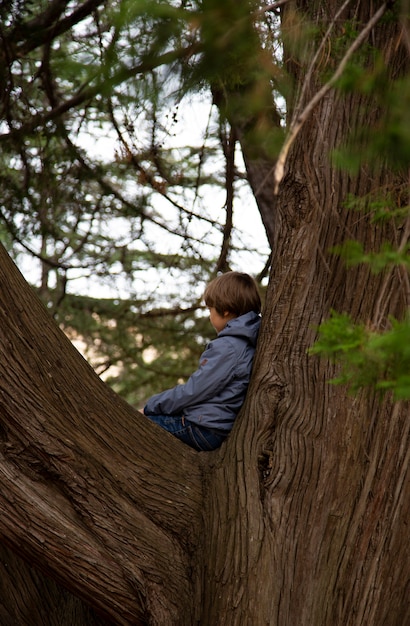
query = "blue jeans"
xmin=145 ymin=414 xmax=228 ymax=451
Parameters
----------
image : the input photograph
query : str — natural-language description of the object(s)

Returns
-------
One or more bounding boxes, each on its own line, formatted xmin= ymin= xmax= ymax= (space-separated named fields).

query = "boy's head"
xmin=203 ymin=271 xmax=261 ymax=318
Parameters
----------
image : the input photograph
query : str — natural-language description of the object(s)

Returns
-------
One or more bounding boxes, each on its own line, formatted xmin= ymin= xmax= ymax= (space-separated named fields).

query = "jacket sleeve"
xmin=144 ymin=338 xmax=238 ymax=416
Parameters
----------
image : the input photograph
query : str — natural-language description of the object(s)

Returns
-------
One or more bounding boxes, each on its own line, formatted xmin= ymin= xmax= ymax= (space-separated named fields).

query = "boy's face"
xmin=208 ymin=307 xmax=236 ymax=333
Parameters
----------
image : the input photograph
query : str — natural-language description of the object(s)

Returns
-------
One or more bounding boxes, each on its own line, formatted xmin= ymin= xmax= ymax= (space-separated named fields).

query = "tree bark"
xmin=0 ymin=2 xmax=409 ymax=625
xmin=0 ymin=244 xmax=204 ymax=625
xmin=0 ymin=543 xmax=113 ymax=625
xmin=199 ymin=2 xmax=409 ymax=625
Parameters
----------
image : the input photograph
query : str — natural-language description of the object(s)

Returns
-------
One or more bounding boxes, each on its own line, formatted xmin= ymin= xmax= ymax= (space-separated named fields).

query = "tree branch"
xmin=215 ymin=122 xmax=236 ymax=273
xmin=0 ymin=243 xmax=204 ymax=625
xmin=8 ymin=0 xmax=106 ymax=55
xmin=0 ymin=43 xmax=201 ymax=143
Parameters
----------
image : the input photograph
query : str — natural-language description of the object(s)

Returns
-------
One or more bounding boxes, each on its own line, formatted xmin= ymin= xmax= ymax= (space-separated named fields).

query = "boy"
xmin=143 ymin=271 xmax=261 ymax=451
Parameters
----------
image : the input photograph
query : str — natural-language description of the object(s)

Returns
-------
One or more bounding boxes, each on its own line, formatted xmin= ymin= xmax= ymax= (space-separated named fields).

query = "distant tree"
xmin=0 ymin=0 xmax=269 ymax=404
xmin=0 ymin=1 xmax=409 ymax=624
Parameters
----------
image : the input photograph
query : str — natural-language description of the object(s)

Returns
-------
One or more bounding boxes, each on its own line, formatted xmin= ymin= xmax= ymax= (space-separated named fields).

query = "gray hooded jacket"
xmin=144 ymin=311 xmax=261 ymax=432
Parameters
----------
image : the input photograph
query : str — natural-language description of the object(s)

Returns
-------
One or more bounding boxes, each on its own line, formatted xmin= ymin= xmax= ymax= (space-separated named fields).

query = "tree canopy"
xmin=0 ymin=0 xmax=272 ymax=406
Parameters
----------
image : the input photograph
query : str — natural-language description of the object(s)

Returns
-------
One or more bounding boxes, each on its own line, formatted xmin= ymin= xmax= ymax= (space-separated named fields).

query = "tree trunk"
xmin=0 ymin=543 xmax=114 ymax=625
xmin=0 ymin=244 xmax=204 ymax=625
xmin=1 ymin=2 xmax=409 ymax=625
xmin=201 ymin=138 xmax=410 ymax=623
xmin=200 ymin=3 xmax=409 ymax=625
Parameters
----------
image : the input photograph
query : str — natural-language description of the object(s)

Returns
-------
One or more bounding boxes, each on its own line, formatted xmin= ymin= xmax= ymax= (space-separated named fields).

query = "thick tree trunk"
xmin=203 ymin=153 xmax=409 ymax=623
xmin=0 ymin=2 xmax=409 ymax=625
xmin=204 ymin=148 xmax=409 ymax=623
xmin=0 ymin=244 xmax=204 ymax=625
xmin=0 ymin=544 xmax=113 ymax=625
xmin=200 ymin=3 xmax=409 ymax=625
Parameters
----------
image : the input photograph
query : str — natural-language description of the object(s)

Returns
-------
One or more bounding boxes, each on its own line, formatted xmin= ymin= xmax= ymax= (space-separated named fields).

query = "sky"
xmin=74 ymin=94 xmax=270 ymax=298
xmin=14 ymin=93 xmax=270 ymax=303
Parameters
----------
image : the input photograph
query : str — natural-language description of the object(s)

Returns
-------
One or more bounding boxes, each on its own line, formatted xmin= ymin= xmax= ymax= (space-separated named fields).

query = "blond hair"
xmin=203 ymin=272 xmax=261 ymax=317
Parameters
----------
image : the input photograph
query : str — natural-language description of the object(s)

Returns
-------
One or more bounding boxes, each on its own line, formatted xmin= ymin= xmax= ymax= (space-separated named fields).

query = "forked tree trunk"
xmin=0 ymin=2 xmax=409 ymax=625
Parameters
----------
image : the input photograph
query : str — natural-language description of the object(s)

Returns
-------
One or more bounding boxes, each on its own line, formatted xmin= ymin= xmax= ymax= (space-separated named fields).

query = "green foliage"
xmin=333 ymin=67 xmax=410 ymax=173
xmin=333 ymin=240 xmax=410 ymax=274
xmin=343 ymin=191 xmax=410 ymax=223
xmin=54 ymin=291 xmax=212 ymax=408
xmin=313 ymin=191 xmax=409 ymax=399
xmin=310 ymin=312 xmax=410 ymax=400
xmin=0 ymin=0 xmax=270 ymax=406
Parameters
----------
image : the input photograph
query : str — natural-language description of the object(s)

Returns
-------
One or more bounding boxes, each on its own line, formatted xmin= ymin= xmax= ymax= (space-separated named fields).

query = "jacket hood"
xmin=218 ymin=310 xmax=261 ymax=347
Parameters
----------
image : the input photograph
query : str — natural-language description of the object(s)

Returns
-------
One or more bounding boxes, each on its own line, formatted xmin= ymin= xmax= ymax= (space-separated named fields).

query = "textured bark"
xmin=0 ymin=2 xmax=409 ymax=625
xmin=0 ymin=245 xmax=204 ymax=625
xmin=199 ymin=2 xmax=410 ymax=625
xmin=202 ymin=138 xmax=410 ymax=624
xmin=0 ymin=544 xmax=112 ymax=625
